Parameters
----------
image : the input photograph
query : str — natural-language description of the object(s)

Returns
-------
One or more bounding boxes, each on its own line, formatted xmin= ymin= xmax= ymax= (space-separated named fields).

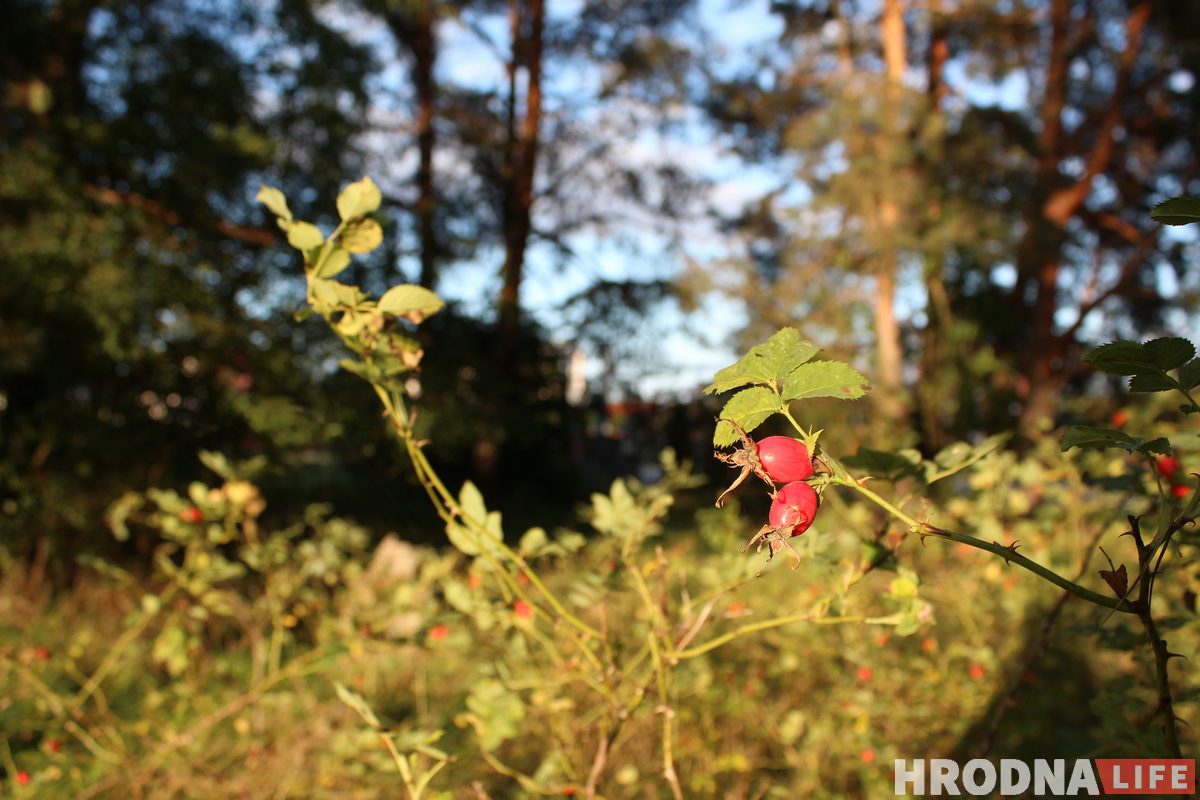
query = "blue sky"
xmin=328 ymin=0 xmax=1198 ymax=401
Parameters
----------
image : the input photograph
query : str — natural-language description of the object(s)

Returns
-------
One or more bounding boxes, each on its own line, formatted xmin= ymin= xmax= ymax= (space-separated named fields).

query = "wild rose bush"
xmin=1 ymin=179 xmax=1196 ymax=798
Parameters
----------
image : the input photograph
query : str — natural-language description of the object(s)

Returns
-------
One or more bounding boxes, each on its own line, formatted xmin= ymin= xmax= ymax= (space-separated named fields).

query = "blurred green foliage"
xmin=2 ymin=428 xmax=1197 ymax=796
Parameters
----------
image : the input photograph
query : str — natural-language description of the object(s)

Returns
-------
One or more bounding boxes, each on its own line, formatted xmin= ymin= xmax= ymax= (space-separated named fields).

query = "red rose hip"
xmin=769 ymin=481 xmax=819 ymax=534
xmin=1157 ymin=455 xmax=1180 ymax=480
xmin=756 ymin=436 xmax=814 ymax=483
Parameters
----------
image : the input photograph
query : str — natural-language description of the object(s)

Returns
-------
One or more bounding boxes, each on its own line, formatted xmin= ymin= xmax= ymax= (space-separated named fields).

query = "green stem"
xmin=831 ymin=471 xmax=1133 ymax=612
xmin=673 ymin=613 xmax=868 ymax=661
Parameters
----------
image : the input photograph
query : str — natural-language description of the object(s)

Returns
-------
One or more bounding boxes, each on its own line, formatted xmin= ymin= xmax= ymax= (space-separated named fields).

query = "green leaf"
xmin=465 ymin=678 xmax=525 ymax=751
xmin=1084 ymin=340 xmax=1150 ymax=375
xmin=780 ymin=361 xmax=869 ymax=402
xmin=105 ymin=491 xmax=142 ymax=542
xmin=1060 ymin=425 xmax=1168 ymax=455
xmin=714 ymin=386 xmax=783 ymax=445
xmin=378 ymin=284 xmax=445 ymax=323
xmin=518 ymin=527 xmax=549 ymax=557
xmin=309 ymin=277 xmax=362 ymax=313
xmin=287 ymin=221 xmax=324 ymax=251
xmin=256 ymin=185 xmax=292 ymax=223
xmin=334 ymin=683 xmax=382 ymax=729
xmin=704 ymin=328 xmax=820 ymax=395
xmin=446 ymin=481 xmax=503 ymax=557
xmin=341 ymin=218 xmax=383 ymax=254
xmin=336 ymin=176 xmax=382 ymax=221
xmin=924 ymin=433 xmax=1010 ymax=484
xmin=1179 ymin=359 xmax=1200 ymax=391
xmin=1139 ymin=437 xmax=1172 ymax=456
xmin=1150 ymin=196 xmax=1200 ymax=226
xmin=312 ymin=246 xmax=351 ymax=279
xmin=1061 ymin=425 xmax=1137 ymax=451
xmin=1129 ymin=373 xmax=1179 ymax=393
xmin=338 ymin=359 xmax=381 ymax=384
xmin=1144 ymin=338 xmax=1195 ymax=371
xmin=1084 ymin=338 xmax=1194 ymax=377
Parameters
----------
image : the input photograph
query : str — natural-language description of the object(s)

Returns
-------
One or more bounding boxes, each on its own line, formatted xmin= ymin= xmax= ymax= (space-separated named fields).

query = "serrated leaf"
xmin=714 ymin=386 xmax=783 ymax=444
xmin=256 ymin=185 xmax=292 ymax=222
xmin=1084 ymin=341 xmax=1149 ymax=375
xmin=1137 ymin=437 xmax=1172 ymax=456
xmin=1129 ymin=372 xmax=1179 ymax=393
xmin=704 ymin=328 xmax=820 ymax=394
xmin=781 ymin=361 xmax=869 ymax=402
xmin=1144 ymin=338 xmax=1195 ymax=371
xmin=1083 ymin=338 xmax=1193 ymax=382
xmin=1150 ymin=196 xmax=1200 ymax=226
xmin=342 ymin=218 xmax=383 ymax=254
xmin=287 ymin=220 xmax=324 ymax=251
xmin=336 ymin=176 xmax=382 ymax=221
xmin=1061 ymin=425 xmax=1140 ymax=452
xmin=1179 ymin=359 xmax=1200 ymax=391
xmin=713 ymin=419 xmax=739 ymax=448
xmin=378 ymin=284 xmax=444 ymax=323
xmin=312 ymin=247 xmax=351 ymax=279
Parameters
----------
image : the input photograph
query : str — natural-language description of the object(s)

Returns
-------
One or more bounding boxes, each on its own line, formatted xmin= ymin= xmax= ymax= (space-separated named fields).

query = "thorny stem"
xmin=780 ymin=407 xmax=1190 ymax=753
xmin=1129 ymin=512 xmax=1186 ymax=758
xmin=781 ymin=404 xmax=1137 ymax=615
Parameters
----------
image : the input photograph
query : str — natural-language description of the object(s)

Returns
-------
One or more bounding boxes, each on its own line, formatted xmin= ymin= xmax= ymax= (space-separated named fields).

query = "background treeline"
xmin=2 ymin=0 xmax=1198 ymax=561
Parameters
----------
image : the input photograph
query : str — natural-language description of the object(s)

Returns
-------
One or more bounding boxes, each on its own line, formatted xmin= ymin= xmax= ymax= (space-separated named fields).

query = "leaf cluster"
xmin=703 ymin=328 xmax=869 ymax=447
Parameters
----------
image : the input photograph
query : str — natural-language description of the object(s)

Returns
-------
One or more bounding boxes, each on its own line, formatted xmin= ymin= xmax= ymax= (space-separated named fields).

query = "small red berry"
xmin=46 ymin=739 xmax=61 ymax=753
xmin=428 ymin=624 xmax=448 ymax=641
xmin=16 ymin=771 xmax=29 ymax=787
xmin=1111 ymin=409 xmax=1129 ymax=428
xmin=467 ymin=574 xmax=482 ymax=589
xmin=1157 ymin=456 xmax=1181 ymax=480
xmin=1172 ymin=484 xmax=1189 ymax=500
xmin=861 ymin=748 xmax=877 ymax=764
xmin=179 ymin=507 xmax=203 ymax=524
xmin=921 ymin=638 xmax=936 ymax=653
xmin=969 ymin=663 xmax=985 ymax=680
xmin=756 ymin=436 xmax=814 ymax=483
xmin=34 ymin=646 xmax=50 ymax=662
xmin=768 ymin=482 xmax=819 ymax=534
xmin=856 ymin=666 xmax=873 ymax=682
xmin=514 ymin=600 xmax=533 ymax=620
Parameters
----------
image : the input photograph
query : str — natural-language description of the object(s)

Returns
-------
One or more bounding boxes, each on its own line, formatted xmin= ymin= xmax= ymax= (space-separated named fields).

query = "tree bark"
xmin=386 ymin=3 xmax=440 ymax=289
xmin=874 ymin=0 xmax=908 ymax=421
xmin=917 ymin=0 xmax=952 ymax=450
xmin=497 ymin=0 xmax=544 ymax=364
xmin=1015 ymin=0 xmax=1151 ymax=436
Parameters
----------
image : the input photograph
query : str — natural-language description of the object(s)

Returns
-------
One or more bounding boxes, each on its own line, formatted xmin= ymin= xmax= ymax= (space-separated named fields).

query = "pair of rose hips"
xmin=716 ymin=426 xmax=819 ymax=560
xmin=1157 ymin=455 xmax=1191 ymax=500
